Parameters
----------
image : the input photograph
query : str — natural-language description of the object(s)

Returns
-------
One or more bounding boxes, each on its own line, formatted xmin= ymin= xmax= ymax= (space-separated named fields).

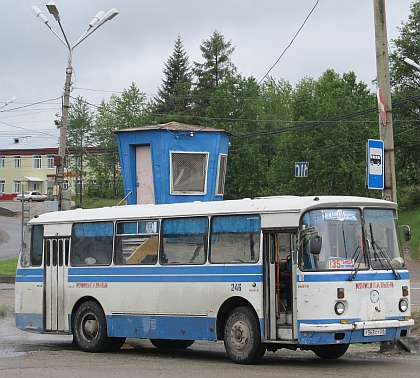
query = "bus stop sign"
xmin=366 ymin=139 xmax=384 ymax=190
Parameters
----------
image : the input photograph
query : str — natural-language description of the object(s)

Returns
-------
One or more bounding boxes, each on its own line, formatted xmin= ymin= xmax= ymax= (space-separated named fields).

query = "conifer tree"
xmin=154 ymin=35 xmax=192 ymax=121
xmin=192 ymin=30 xmax=237 ymax=118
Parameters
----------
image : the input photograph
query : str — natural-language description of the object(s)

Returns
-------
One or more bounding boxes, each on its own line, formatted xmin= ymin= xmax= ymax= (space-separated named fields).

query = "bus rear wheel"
xmin=73 ymin=301 xmax=111 ymax=353
xmin=312 ymin=344 xmax=349 ymax=359
xmin=224 ymin=306 xmax=266 ymax=364
xmin=150 ymin=339 xmax=195 ymax=349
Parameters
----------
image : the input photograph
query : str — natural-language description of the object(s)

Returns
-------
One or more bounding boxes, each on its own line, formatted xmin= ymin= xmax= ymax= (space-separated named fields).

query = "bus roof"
xmin=29 ymin=196 xmax=397 ymax=226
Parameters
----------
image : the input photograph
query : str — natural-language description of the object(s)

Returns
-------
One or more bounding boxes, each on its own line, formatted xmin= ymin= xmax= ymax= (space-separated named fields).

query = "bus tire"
xmin=312 ymin=344 xmax=349 ymax=359
xmin=150 ymin=339 xmax=195 ymax=349
xmin=73 ymin=301 xmax=109 ymax=353
xmin=224 ymin=306 xmax=266 ymax=364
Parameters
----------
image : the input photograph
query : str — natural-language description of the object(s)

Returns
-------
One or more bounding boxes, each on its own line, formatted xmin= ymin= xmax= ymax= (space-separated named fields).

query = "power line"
xmin=258 ymin=0 xmax=320 ymax=84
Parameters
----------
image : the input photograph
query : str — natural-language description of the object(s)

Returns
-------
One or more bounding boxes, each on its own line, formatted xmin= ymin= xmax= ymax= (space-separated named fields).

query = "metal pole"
xmin=21 ymin=183 xmax=24 ymax=250
xmin=373 ymin=0 xmax=397 ymax=202
xmin=56 ymin=49 xmax=73 ymax=210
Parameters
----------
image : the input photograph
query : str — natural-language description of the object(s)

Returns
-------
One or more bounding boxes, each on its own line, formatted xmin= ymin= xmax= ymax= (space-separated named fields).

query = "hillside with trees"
xmin=65 ymin=4 xmax=420 ymax=207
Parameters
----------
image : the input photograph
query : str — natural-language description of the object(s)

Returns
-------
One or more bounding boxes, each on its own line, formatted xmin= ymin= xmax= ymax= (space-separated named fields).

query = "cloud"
xmin=0 ymin=0 xmax=413 ymax=132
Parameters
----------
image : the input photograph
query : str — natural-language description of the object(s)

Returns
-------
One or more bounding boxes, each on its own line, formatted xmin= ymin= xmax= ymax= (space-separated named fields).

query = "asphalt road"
xmin=0 ymin=201 xmax=44 ymax=260
xmin=0 ymin=314 xmax=418 ymax=378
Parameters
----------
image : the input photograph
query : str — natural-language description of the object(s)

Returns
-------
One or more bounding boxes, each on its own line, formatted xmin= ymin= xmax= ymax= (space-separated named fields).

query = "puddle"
xmin=0 ymin=349 xmax=31 ymax=358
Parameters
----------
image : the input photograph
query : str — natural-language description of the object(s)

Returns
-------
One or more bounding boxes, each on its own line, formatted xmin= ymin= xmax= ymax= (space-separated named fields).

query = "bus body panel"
xmin=15 ymin=268 xmax=44 ymax=332
xmin=67 ymin=265 xmax=264 ymax=340
xmin=295 ymin=270 xmax=412 ymax=344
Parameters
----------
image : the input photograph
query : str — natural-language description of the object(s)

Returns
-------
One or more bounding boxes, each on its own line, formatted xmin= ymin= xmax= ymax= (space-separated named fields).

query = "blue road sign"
xmin=295 ymin=162 xmax=309 ymax=177
xmin=367 ymin=139 xmax=384 ymax=189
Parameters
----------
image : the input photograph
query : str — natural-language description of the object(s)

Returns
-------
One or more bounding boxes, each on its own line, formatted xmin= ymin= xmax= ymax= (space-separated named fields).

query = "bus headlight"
xmin=334 ymin=301 xmax=345 ymax=315
xmin=399 ymin=299 xmax=409 ymax=312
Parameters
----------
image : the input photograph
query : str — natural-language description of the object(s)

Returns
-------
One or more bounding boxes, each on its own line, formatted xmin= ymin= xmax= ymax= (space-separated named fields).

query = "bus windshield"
xmin=299 ymin=208 xmax=404 ymax=271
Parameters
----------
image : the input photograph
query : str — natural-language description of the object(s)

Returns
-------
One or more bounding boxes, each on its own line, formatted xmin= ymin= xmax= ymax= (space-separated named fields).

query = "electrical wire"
xmin=258 ymin=0 xmax=321 ymax=84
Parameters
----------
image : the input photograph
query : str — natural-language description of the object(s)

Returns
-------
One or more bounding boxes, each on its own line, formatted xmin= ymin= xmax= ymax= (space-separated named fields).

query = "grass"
xmin=79 ymin=197 xmax=123 ymax=209
xmin=0 ymin=304 xmax=12 ymax=318
xmin=0 ymin=258 xmax=18 ymax=276
xmin=398 ymin=209 xmax=420 ymax=260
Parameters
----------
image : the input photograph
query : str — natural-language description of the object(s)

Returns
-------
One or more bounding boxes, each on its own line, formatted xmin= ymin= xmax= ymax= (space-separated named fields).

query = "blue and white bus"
xmin=15 ymin=195 xmax=414 ymax=364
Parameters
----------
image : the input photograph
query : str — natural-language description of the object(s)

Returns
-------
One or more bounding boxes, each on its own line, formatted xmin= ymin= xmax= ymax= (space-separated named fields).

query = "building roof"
xmin=0 ymin=130 xmax=59 ymax=151
xmin=114 ymin=121 xmax=231 ymax=135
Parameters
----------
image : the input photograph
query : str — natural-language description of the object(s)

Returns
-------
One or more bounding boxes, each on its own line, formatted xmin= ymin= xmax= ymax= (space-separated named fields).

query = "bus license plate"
xmin=364 ymin=328 xmax=386 ymax=336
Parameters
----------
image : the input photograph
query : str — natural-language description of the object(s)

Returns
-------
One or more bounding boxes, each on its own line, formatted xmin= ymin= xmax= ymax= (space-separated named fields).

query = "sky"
xmin=0 ymin=0 xmax=415 ymax=135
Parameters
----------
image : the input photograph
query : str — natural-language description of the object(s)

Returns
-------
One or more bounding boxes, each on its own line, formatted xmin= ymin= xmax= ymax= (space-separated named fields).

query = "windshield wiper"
xmin=369 ymin=223 xmax=400 ymax=280
xmin=348 ymin=245 xmax=364 ymax=281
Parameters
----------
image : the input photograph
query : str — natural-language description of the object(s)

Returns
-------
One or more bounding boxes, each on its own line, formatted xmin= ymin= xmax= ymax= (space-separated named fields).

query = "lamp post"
xmin=31 ymin=2 xmax=118 ymax=210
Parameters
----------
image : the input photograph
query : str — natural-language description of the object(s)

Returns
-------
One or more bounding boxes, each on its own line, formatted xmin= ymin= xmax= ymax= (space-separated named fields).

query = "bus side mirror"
xmin=404 ymin=226 xmax=411 ymax=242
xmin=310 ymin=234 xmax=322 ymax=255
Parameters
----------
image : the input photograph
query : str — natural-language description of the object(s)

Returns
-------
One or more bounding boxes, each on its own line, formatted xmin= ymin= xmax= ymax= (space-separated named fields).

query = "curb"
xmin=0 ymin=276 xmax=15 ymax=284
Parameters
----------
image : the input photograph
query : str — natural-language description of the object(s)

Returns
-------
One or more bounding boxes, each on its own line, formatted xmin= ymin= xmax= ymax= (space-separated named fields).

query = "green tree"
xmin=88 ymin=83 xmax=151 ymax=199
xmin=67 ymin=96 xmax=94 ymax=204
xmin=192 ymin=31 xmax=237 ymax=118
xmin=153 ymin=35 xmax=192 ymax=122
xmin=389 ymin=2 xmax=420 ymax=194
xmin=206 ymin=75 xmax=269 ymax=199
xmin=266 ymin=70 xmax=377 ymax=197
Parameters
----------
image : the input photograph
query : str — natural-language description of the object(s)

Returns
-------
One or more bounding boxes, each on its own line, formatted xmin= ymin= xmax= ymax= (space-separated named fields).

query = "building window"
xmin=13 ymin=180 xmax=21 ymax=193
xmin=33 ymin=183 xmax=40 ymax=191
xmin=216 ymin=154 xmax=227 ymax=196
xmin=46 ymin=155 xmax=54 ymax=169
xmin=13 ymin=156 xmax=21 ymax=169
xmin=170 ymin=151 xmax=208 ymax=195
xmin=0 ymin=180 xmax=5 ymax=193
xmin=0 ymin=156 xmax=5 ymax=169
xmin=33 ymin=155 xmax=42 ymax=169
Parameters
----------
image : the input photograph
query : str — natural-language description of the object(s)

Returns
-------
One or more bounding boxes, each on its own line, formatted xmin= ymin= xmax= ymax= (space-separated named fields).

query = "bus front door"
xmin=263 ymin=231 xmax=296 ymax=341
xmin=44 ymin=238 xmax=69 ymax=332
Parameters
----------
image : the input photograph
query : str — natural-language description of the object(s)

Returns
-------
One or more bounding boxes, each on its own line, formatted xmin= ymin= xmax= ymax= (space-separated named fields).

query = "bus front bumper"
xmin=299 ymin=319 xmax=414 ymax=333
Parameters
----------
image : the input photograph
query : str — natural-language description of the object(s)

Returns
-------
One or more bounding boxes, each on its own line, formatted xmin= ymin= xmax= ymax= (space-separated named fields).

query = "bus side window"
xmin=161 ymin=217 xmax=208 ymax=265
xmin=70 ymin=222 xmax=113 ymax=266
xmin=114 ymin=221 xmax=159 ymax=265
xmin=210 ymin=215 xmax=260 ymax=264
xmin=30 ymin=225 xmax=44 ymax=266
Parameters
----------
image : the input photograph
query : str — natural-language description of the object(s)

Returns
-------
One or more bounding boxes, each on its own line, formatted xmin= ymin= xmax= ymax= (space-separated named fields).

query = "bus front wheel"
xmin=312 ymin=344 xmax=349 ymax=359
xmin=73 ymin=301 xmax=110 ymax=353
xmin=224 ymin=306 xmax=266 ymax=364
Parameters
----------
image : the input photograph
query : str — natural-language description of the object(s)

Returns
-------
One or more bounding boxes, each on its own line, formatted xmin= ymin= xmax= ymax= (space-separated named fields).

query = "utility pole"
xmin=55 ymin=55 xmax=72 ymax=209
xmin=373 ymin=0 xmax=397 ymax=202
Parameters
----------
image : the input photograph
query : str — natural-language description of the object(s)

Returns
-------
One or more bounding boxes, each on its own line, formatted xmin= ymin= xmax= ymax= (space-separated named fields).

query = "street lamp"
xmin=0 ymin=96 xmax=17 ymax=110
xmin=404 ymin=57 xmax=420 ymax=71
xmin=30 ymin=2 xmax=118 ymax=210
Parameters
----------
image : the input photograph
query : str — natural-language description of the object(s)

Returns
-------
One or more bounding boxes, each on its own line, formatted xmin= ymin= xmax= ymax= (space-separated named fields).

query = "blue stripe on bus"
xmin=68 ymin=265 xmax=263 ymax=276
xmin=15 ymin=268 xmax=44 ymax=283
xmin=68 ymin=265 xmax=263 ymax=283
xmin=297 ymin=271 xmax=409 ymax=282
xmin=68 ymin=274 xmax=262 ymax=283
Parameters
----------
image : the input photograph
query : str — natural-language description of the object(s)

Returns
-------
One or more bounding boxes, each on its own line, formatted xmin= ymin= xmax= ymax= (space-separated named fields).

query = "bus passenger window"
xmin=161 ymin=217 xmax=208 ymax=265
xmin=70 ymin=222 xmax=113 ymax=266
xmin=30 ymin=225 xmax=44 ymax=266
xmin=114 ymin=221 xmax=159 ymax=265
xmin=210 ymin=215 xmax=260 ymax=264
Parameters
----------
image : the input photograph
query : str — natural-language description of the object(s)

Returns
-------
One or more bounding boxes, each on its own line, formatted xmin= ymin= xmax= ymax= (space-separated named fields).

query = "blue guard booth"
xmin=114 ymin=122 xmax=231 ymax=205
